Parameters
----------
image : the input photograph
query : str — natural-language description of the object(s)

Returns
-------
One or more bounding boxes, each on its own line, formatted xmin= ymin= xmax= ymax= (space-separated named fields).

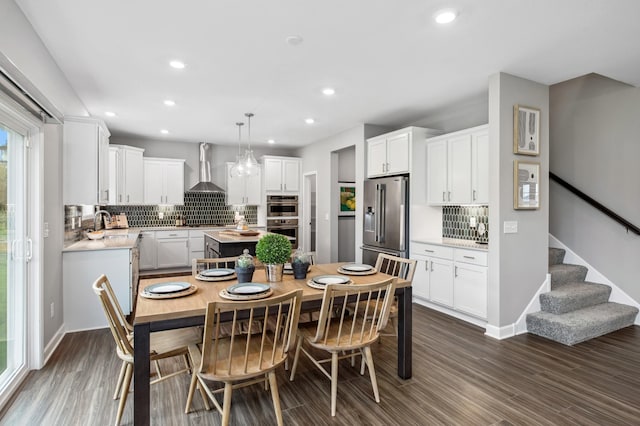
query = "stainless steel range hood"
xmin=187 ymin=143 xmax=225 ymax=193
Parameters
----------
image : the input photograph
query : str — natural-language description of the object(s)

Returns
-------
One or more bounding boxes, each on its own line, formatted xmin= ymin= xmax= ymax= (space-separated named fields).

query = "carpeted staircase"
xmin=526 ymin=247 xmax=638 ymax=345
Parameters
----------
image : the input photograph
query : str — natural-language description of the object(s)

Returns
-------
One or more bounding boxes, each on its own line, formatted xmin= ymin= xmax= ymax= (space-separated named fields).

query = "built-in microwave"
xmin=266 ymin=195 xmax=298 ymax=217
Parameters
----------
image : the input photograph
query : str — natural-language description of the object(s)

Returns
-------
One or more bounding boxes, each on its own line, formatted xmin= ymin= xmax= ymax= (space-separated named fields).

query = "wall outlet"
xmin=469 ymin=217 xmax=477 ymax=228
xmin=158 ymin=211 xmax=164 ymax=219
xmin=43 ymin=222 xmax=49 ymax=238
xmin=50 ymin=302 xmax=54 ymax=318
xmin=503 ymin=221 xmax=518 ymax=233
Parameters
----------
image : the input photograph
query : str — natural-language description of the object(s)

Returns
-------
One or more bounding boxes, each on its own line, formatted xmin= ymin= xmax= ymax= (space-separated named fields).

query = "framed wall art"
xmin=514 ymin=160 xmax=540 ymax=210
xmin=513 ymin=104 xmax=540 ymax=155
xmin=338 ymin=182 xmax=356 ymax=216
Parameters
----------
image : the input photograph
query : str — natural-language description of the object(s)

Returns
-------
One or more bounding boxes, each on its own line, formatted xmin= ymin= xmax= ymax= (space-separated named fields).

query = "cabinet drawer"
xmin=454 ymin=248 xmax=487 ymax=266
xmin=410 ymin=242 xmax=453 ymax=260
xmin=156 ymin=230 xmax=189 ymax=239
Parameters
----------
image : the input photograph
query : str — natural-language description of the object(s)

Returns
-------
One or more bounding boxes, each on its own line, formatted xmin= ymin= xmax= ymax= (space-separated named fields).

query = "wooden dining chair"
xmin=185 ymin=289 xmax=303 ymax=426
xmin=374 ymin=253 xmax=417 ymax=337
xmin=93 ymin=274 xmax=202 ymax=426
xmin=192 ymin=256 xmax=239 ymax=276
xmin=289 ymin=278 xmax=397 ymax=416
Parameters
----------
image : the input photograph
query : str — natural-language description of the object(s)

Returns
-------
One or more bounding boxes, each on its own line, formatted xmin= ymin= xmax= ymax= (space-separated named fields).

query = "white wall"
xmin=549 ymin=74 xmax=640 ymax=302
xmin=487 ymin=72 xmax=549 ymax=328
xmin=337 ymin=146 xmax=356 ymax=261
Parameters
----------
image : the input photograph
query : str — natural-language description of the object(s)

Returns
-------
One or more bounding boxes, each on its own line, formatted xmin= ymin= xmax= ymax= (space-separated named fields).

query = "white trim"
xmin=513 ymin=273 xmax=551 ymax=335
xmin=42 ymin=325 xmax=65 ymax=367
xmin=549 ymin=234 xmax=640 ymax=325
xmin=302 ymin=171 xmax=317 ymax=254
xmin=484 ymin=323 xmax=515 ymax=340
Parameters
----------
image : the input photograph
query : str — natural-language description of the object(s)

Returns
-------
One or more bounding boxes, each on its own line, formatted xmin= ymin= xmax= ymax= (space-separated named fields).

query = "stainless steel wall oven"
xmin=267 ymin=218 xmax=298 ymax=248
xmin=266 ymin=195 xmax=298 ymax=217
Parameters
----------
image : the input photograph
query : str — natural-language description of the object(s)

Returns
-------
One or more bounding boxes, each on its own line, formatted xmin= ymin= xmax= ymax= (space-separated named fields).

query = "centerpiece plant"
xmin=255 ymin=233 xmax=292 ymax=282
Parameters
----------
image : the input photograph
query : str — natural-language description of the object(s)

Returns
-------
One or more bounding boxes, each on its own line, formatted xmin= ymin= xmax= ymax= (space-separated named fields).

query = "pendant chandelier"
xmin=230 ymin=112 xmax=260 ymax=178
xmin=229 ymin=122 xmax=245 ymax=178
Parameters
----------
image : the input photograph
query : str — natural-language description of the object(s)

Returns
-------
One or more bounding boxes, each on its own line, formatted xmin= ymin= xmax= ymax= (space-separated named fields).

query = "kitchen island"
xmin=203 ymin=229 xmax=271 ymax=258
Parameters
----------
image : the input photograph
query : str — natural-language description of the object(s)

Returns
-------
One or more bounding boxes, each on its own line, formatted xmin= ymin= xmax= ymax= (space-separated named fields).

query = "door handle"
xmin=442 ymin=192 xmax=445 ymax=202
xmin=454 ymin=266 xmax=458 ymax=277
xmin=26 ymin=239 xmax=33 ymax=262
xmin=127 ymin=195 xmax=130 ymax=203
xmin=463 ymin=255 xmax=475 ymax=259
xmin=473 ymin=189 xmax=477 ymax=201
xmin=430 ymin=261 xmax=434 ymax=272
xmin=448 ymin=191 xmax=451 ymax=201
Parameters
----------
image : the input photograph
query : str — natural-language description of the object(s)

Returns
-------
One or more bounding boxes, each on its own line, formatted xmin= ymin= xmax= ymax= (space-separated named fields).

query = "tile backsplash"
xmin=442 ymin=205 xmax=489 ymax=243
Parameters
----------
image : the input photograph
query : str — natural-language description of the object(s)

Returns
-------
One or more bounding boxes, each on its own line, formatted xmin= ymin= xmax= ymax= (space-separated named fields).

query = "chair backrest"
xmin=198 ymin=289 xmax=303 ymax=380
xmin=93 ymin=274 xmax=134 ymax=361
xmin=192 ymin=256 xmax=239 ymax=276
xmin=375 ymin=253 xmax=417 ymax=282
xmin=311 ymin=278 xmax=396 ymax=349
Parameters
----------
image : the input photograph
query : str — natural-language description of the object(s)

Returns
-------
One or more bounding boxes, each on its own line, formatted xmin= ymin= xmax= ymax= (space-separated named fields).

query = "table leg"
xmin=133 ymin=323 xmax=151 ymax=425
xmin=396 ymin=286 xmax=412 ymax=379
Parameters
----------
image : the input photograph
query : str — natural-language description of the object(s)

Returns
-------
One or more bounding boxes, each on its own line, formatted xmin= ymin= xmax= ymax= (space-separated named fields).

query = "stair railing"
xmin=550 ymin=172 xmax=640 ymax=235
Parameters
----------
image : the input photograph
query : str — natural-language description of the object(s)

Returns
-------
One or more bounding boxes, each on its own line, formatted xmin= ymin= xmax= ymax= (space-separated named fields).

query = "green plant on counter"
xmin=235 ymin=249 xmax=254 ymax=268
xmin=255 ymin=233 xmax=292 ymax=265
xmin=291 ymin=248 xmax=309 ymax=264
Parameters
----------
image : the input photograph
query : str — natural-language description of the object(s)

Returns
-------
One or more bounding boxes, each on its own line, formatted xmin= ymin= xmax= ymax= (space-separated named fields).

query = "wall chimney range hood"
xmin=187 ymin=143 xmax=225 ymax=193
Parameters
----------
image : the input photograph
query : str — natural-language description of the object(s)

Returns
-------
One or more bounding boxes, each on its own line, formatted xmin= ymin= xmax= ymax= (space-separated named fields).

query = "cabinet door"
xmin=98 ymin=125 xmax=110 ymax=204
xmin=164 ymin=161 xmax=184 ymax=204
xmin=412 ymin=255 xmax=430 ymax=300
xmin=367 ymin=138 xmax=387 ymax=177
xmin=157 ymin=238 xmax=190 ymax=268
xmin=245 ymin=171 xmax=262 ymax=204
xmin=139 ymin=231 xmax=157 ymax=270
xmin=428 ymin=257 xmax=454 ymax=307
xmin=447 ymin=134 xmax=472 ymax=204
xmin=386 ymin=133 xmax=410 ymax=175
xmin=263 ymin=158 xmax=283 ymax=192
xmin=427 ymin=140 xmax=448 ymax=205
xmin=144 ymin=160 xmax=165 ymax=204
xmin=472 ymin=130 xmax=489 ymax=204
xmin=453 ymin=262 xmax=487 ymax=318
xmin=282 ymin=159 xmax=300 ymax=193
xmin=226 ymin=163 xmax=245 ymax=205
xmin=109 ymin=148 xmax=120 ymax=204
xmin=123 ymin=148 xmax=144 ymax=204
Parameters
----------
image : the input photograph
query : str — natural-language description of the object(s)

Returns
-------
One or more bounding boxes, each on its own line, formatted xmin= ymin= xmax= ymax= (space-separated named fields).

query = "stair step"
xmin=540 ymin=282 xmax=611 ymax=314
xmin=526 ymin=302 xmax=639 ymax=346
xmin=549 ymin=263 xmax=588 ymax=288
xmin=548 ymin=247 xmax=566 ymax=266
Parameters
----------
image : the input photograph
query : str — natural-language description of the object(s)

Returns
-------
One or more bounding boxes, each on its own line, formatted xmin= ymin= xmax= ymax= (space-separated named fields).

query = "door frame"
xmin=302 ymin=171 xmax=317 ymax=254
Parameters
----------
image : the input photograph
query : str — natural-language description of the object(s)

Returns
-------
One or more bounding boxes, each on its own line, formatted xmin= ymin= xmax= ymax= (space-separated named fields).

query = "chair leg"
xmin=221 ymin=382 xmax=233 ymax=426
xmin=113 ymin=361 xmax=127 ymax=400
xmin=115 ymin=363 xmax=132 ymax=426
xmin=154 ymin=359 xmax=163 ymax=379
xmin=330 ymin=352 xmax=339 ymax=416
xmin=360 ymin=350 xmax=366 ymax=375
xmin=289 ymin=336 xmax=303 ymax=381
xmin=391 ymin=315 xmax=398 ymax=337
xmin=198 ymin=381 xmax=211 ymax=411
xmin=184 ymin=372 xmax=199 ymax=414
xmin=268 ymin=371 xmax=284 ymax=426
xmin=363 ymin=346 xmax=380 ymax=403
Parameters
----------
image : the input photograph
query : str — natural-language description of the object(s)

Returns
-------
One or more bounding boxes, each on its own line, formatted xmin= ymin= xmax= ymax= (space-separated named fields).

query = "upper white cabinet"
xmin=262 ymin=156 xmax=300 ymax=194
xmin=226 ymin=163 xmax=262 ymax=205
xmin=367 ymin=127 xmax=440 ymax=178
xmin=143 ymin=157 xmax=185 ymax=205
xmin=63 ymin=116 xmax=110 ymax=205
xmin=109 ymin=144 xmax=144 ymax=205
xmin=427 ymin=125 xmax=488 ymax=205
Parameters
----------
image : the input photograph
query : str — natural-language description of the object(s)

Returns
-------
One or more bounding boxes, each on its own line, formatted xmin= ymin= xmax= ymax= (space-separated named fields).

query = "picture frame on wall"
xmin=513 ymin=104 xmax=540 ymax=155
xmin=338 ymin=182 xmax=356 ymax=216
xmin=514 ymin=160 xmax=540 ymax=210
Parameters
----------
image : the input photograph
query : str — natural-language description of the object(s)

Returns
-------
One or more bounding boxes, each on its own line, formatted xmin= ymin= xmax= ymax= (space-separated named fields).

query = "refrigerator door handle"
xmin=399 ymin=178 xmax=407 ymax=250
xmin=378 ymin=184 xmax=386 ymax=243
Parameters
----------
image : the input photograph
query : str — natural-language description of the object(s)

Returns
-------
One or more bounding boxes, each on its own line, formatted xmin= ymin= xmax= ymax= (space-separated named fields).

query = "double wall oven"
xmin=266 ymin=195 xmax=298 ymax=248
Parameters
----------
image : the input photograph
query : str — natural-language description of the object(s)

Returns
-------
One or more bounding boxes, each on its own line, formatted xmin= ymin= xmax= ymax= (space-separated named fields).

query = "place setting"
xmin=196 ymin=267 xmax=237 ymax=282
xmin=219 ymin=282 xmax=274 ymax=301
xmin=140 ymin=281 xmax=197 ymax=299
xmin=307 ymin=275 xmax=352 ymax=290
xmin=336 ymin=263 xmax=377 ymax=276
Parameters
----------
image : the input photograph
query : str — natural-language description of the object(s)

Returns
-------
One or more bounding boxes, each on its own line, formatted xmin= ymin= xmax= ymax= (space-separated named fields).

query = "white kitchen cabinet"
xmin=109 ymin=144 xmax=144 ymax=205
xmin=453 ymin=248 xmax=488 ymax=318
xmin=262 ymin=156 xmax=300 ymax=194
xmin=144 ymin=158 xmax=185 ymax=205
xmin=427 ymin=125 xmax=488 ymax=205
xmin=63 ymin=116 xmax=111 ymax=205
xmin=139 ymin=230 xmax=157 ymax=270
xmin=226 ymin=163 xmax=262 ymax=205
xmin=366 ymin=127 xmax=440 ymax=178
xmin=156 ymin=230 xmax=190 ymax=268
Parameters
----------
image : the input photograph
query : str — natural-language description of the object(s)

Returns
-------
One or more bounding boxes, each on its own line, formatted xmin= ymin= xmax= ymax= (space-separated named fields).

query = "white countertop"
xmin=411 ymin=237 xmax=489 ymax=251
xmin=63 ymin=229 xmax=141 ymax=252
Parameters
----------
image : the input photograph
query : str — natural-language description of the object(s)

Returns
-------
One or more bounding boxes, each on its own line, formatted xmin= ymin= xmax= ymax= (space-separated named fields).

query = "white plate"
xmin=341 ymin=263 xmax=373 ymax=272
xmin=145 ymin=281 xmax=191 ymax=294
xmin=312 ymin=275 xmax=350 ymax=285
xmin=201 ymin=268 xmax=235 ymax=277
xmin=227 ymin=283 xmax=271 ymax=295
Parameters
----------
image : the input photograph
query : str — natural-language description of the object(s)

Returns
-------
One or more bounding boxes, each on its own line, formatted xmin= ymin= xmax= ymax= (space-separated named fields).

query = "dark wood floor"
xmin=2 ymin=304 xmax=640 ymax=425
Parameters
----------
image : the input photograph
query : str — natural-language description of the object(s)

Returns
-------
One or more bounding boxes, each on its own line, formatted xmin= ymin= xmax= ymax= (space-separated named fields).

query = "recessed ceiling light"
xmin=105 ymin=111 xmax=116 ymax=117
xmin=322 ymin=88 xmax=335 ymax=96
xmin=434 ymin=9 xmax=458 ymax=24
xmin=160 ymin=129 xmax=169 ymax=134
xmin=163 ymin=100 xmax=176 ymax=106
xmin=305 ymin=118 xmax=315 ymax=124
xmin=169 ymin=60 xmax=185 ymax=69
xmin=286 ymin=35 xmax=304 ymax=46
xmin=268 ymin=139 xmax=275 ymax=144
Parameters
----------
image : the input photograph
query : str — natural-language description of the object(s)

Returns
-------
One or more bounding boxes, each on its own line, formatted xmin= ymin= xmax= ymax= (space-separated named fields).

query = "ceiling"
xmin=15 ymin=0 xmax=640 ymax=147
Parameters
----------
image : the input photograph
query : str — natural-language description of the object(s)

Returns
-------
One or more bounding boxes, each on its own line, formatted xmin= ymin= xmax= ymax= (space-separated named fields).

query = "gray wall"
xmin=487 ymin=72 xmax=549 ymax=328
xmin=549 ymin=74 xmax=640 ymax=302
xmin=110 ymin=137 xmax=297 ymax=191
xmin=337 ymin=146 xmax=356 ymax=262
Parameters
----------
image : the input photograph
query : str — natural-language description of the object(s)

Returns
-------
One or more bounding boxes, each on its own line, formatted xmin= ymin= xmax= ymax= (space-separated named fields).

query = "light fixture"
xmin=240 ymin=112 xmax=260 ymax=177
xmin=286 ymin=35 xmax=304 ymax=46
xmin=305 ymin=118 xmax=315 ymax=124
xmin=163 ymin=100 xmax=176 ymax=106
xmin=105 ymin=111 xmax=116 ymax=117
xmin=322 ymin=87 xmax=335 ymax=96
xmin=434 ymin=9 xmax=458 ymax=24
xmin=169 ymin=60 xmax=185 ymax=69
xmin=160 ymin=129 xmax=169 ymax=134
xmin=229 ymin=122 xmax=245 ymax=178
xmin=268 ymin=139 xmax=275 ymax=144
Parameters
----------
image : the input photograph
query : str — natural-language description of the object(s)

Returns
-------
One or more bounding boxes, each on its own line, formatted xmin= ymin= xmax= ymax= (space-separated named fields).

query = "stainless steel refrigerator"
xmin=361 ymin=175 xmax=409 ymax=266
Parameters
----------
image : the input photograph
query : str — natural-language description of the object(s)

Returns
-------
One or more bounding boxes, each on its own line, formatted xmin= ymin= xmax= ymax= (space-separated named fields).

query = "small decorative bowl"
xmin=86 ymin=231 xmax=105 ymax=240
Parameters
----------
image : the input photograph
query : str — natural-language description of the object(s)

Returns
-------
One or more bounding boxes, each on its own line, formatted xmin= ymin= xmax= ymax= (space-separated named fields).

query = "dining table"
xmin=132 ymin=262 xmax=413 ymax=425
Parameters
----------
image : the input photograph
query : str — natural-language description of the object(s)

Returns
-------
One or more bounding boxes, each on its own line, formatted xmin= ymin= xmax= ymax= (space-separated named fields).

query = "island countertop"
xmin=204 ymin=229 xmax=271 ymax=243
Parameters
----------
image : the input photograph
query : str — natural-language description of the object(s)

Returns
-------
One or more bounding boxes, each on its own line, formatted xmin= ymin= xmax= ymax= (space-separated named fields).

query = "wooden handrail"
xmin=550 ymin=172 xmax=640 ymax=235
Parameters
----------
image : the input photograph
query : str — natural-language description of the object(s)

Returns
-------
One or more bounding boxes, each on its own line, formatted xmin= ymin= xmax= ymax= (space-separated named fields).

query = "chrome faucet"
xmin=94 ymin=210 xmax=112 ymax=231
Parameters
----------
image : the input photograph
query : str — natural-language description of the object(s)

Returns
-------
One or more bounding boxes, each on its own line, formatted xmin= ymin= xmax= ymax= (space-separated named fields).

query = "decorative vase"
xmin=264 ymin=263 xmax=284 ymax=282
xmin=292 ymin=261 xmax=310 ymax=279
xmin=235 ymin=265 xmax=255 ymax=283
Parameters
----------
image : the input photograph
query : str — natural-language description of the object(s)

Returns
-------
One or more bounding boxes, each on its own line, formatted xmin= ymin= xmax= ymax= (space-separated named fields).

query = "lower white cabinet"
xmin=156 ymin=230 xmax=190 ymax=268
xmin=410 ymin=241 xmax=487 ymax=319
xmin=139 ymin=231 xmax=157 ymax=270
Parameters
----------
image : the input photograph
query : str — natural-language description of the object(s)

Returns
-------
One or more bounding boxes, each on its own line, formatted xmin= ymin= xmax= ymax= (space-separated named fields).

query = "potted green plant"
xmin=255 ymin=233 xmax=292 ymax=282
xmin=291 ymin=248 xmax=311 ymax=279
xmin=235 ymin=249 xmax=255 ymax=283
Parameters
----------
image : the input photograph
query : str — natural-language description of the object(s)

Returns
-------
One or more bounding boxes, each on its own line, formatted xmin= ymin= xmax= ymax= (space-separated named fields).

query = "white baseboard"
xmin=549 ymin=234 xmax=640 ymax=325
xmin=484 ymin=324 xmax=515 ymax=340
xmin=42 ymin=323 xmax=66 ymax=368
